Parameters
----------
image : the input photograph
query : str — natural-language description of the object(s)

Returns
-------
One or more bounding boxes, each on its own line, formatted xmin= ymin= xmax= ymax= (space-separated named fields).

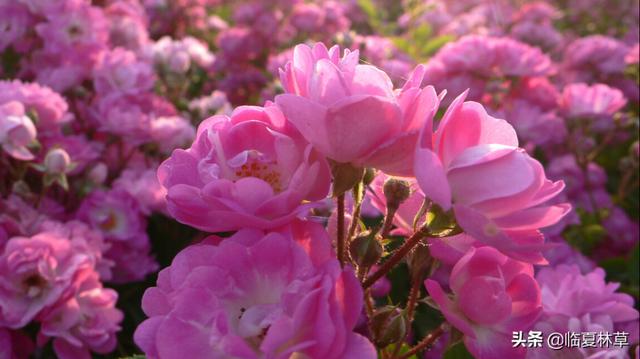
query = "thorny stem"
xmin=396 ymin=324 xmax=446 ymax=359
xmin=347 ymin=181 xmax=364 ymax=244
xmin=337 ymin=193 xmax=346 ymax=266
xmin=405 ymin=275 xmax=422 ymax=325
xmin=380 ymin=205 xmax=398 ymax=238
xmin=390 ymin=272 xmax=424 ymax=359
xmin=363 ymin=226 xmax=430 ymax=289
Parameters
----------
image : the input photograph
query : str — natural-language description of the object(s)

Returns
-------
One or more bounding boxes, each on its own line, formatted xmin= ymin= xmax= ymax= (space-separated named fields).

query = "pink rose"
xmin=158 ymin=104 xmax=331 ymax=232
xmin=415 ymin=91 xmax=571 ymax=263
xmin=37 ymin=272 xmax=122 ymax=359
xmin=529 ymin=265 xmax=639 ymax=358
xmin=276 ymin=43 xmax=440 ymax=176
xmin=0 ymin=231 xmax=93 ymax=328
xmin=134 ymin=226 xmax=375 ymax=358
xmin=425 ymin=247 xmax=542 ymax=359
xmin=560 ymin=83 xmax=627 ymax=120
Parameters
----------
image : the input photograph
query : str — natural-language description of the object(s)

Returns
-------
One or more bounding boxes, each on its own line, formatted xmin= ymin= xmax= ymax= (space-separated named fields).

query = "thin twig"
xmin=363 ymin=227 xmax=429 ymax=289
xmin=337 ymin=193 xmax=346 ymax=266
xmin=397 ymin=324 xmax=446 ymax=359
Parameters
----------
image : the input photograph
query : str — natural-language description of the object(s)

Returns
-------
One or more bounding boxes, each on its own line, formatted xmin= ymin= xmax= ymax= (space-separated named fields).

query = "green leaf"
xmin=119 ymin=355 xmax=145 ymax=359
xmin=443 ymin=342 xmax=474 ymax=359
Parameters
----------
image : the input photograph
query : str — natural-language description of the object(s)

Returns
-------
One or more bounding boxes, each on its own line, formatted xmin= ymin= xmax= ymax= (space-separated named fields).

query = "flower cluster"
xmin=0 ymin=0 xmax=638 ymax=358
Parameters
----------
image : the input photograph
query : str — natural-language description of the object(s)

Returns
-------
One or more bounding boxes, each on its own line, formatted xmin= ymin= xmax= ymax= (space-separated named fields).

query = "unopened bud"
xmin=383 ymin=178 xmax=411 ymax=209
xmin=44 ymin=148 xmax=70 ymax=175
xmin=370 ymin=306 xmax=408 ymax=347
xmin=88 ymin=163 xmax=108 ymax=184
xmin=349 ymin=232 xmax=382 ymax=267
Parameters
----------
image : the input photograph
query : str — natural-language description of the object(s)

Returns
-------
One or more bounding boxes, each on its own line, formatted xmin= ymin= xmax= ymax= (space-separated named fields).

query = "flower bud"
xmin=383 ymin=177 xmax=411 ymax=210
xmin=43 ymin=148 xmax=71 ymax=175
xmin=88 ymin=162 xmax=108 ymax=184
xmin=370 ymin=306 xmax=408 ymax=347
xmin=349 ymin=232 xmax=382 ymax=267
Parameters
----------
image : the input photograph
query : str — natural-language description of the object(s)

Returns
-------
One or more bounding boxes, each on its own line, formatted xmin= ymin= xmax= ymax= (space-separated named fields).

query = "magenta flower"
xmin=425 ymin=247 xmax=542 ymax=359
xmin=276 ymin=43 xmax=440 ymax=176
xmin=134 ymin=228 xmax=375 ymax=359
xmin=415 ymin=91 xmax=571 ymax=263
xmin=530 ymin=265 xmax=639 ymax=358
xmin=0 ymin=231 xmax=92 ymax=328
xmin=37 ymin=272 xmax=122 ymax=359
xmin=158 ymin=104 xmax=331 ymax=232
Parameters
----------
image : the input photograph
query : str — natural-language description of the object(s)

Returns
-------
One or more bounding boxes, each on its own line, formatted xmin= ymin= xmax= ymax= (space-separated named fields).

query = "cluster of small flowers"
xmin=0 ymin=0 xmax=220 ymax=357
xmin=0 ymin=0 xmax=638 ymax=358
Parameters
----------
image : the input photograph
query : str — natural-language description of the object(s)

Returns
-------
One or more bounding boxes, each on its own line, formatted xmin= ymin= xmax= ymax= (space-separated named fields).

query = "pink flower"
xmin=0 ymin=101 xmax=37 ymax=161
xmin=563 ymin=35 xmax=630 ymax=80
xmin=276 ymin=43 xmax=440 ymax=176
xmin=0 ymin=3 xmax=33 ymax=53
xmin=114 ymin=166 xmax=168 ymax=215
xmin=134 ymin=227 xmax=375 ymax=359
xmin=93 ymin=48 xmax=155 ymax=96
xmin=35 ymin=3 xmax=108 ymax=56
xmin=93 ymin=93 xmax=176 ymax=145
xmin=37 ymin=272 xmax=122 ymax=359
xmin=104 ymin=0 xmax=150 ymax=51
xmin=530 ymin=265 xmax=639 ymax=358
xmin=0 ymin=80 xmax=70 ymax=133
xmin=0 ymin=231 xmax=93 ymax=328
xmin=149 ymin=116 xmax=196 ymax=154
xmin=216 ymin=27 xmax=264 ymax=62
xmin=290 ymin=3 xmax=325 ymax=32
xmin=158 ymin=104 xmax=331 ymax=232
xmin=424 ymin=36 xmax=553 ymax=105
xmin=415 ymin=91 xmax=571 ymax=263
xmin=425 ymin=247 xmax=542 ymax=359
xmin=39 ymin=220 xmax=114 ymax=282
xmin=560 ymin=83 xmax=627 ymax=120
xmin=77 ymin=189 xmax=157 ymax=283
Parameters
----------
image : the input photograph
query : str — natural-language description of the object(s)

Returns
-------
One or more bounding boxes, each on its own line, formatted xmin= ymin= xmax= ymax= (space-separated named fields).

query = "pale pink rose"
xmin=37 ymin=272 xmax=122 ymax=359
xmin=0 ymin=80 xmax=70 ymax=133
xmin=149 ymin=116 xmax=196 ymax=154
xmin=529 ymin=265 xmax=639 ymax=358
xmin=134 ymin=226 xmax=375 ymax=359
xmin=114 ymin=166 xmax=168 ymax=215
xmin=425 ymin=247 xmax=542 ymax=359
xmin=0 ymin=231 xmax=93 ymax=328
xmin=158 ymin=104 xmax=331 ymax=232
xmin=415 ymin=91 xmax=571 ymax=264
xmin=560 ymin=83 xmax=627 ymax=120
xmin=39 ymin=220 xmax=114 ymax=282
xmin=93 ymin=48 xmax=155 ymax=96
xmin=276 ymin=43 xmax=440 ymax=176
xmin=0 ymin=101 xmax=37 ymax=161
